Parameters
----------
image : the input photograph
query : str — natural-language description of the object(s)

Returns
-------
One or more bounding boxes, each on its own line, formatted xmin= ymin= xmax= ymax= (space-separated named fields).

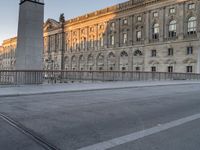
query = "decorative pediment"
xmin=164 ymin=59 xmax=176 ymax=64
xmin=183 ymin=58 xmax=197 ymax=64
xmin=133 ymin=61 xmax=144 ymax=65
xmin=44 ymin=19 xmax=61 ymax=32
xmin=149 ymin=60 xmax=159 ymax=65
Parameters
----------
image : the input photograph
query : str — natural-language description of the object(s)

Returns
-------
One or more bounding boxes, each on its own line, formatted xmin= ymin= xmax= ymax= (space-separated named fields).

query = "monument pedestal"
xmin=15 ymin=0 xmax=44 ymax=84
xmin=15 ymin=71 xmax=43 ymax=84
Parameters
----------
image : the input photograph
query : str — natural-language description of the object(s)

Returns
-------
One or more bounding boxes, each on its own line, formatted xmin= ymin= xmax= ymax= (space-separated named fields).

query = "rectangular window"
xmin=151 ymin=50 xmax=157 ymax=57
xmin=111 ymin=22 xmax=115 ymax=30
xmin=187 ymin=66 xmax=193 ymax=73
xmin=151 ymin=66 xmax=156 ymax=72
xmin=169 ymin=8 xmax=175 ymax=14
xmin=136 ymin=31 xmax=142 ymax=41
xmin=110 ymin=35 xmax=115 ymax=46
xmin=73 ymin=31 xmax=77 ymax=36
xmin=123 ymin=19 xmax=128 ymax=25
xmin=83 ymin=38 xmax=86 ymax=49
xmin=100 ymin=37 xmax=104 ymax=47
xmin=90 ymin=27 xmax=94 ymax=32
xmin=152 ymin=33 xmax=159 ymax=40
xmin=187 ymin=46 xmax=193 ymax=55
xmin=168 ymin=66 xmax=173 ymax=73
xmin=188 ymin=3 xmax=195 ymax=10
xmin=123 ymin=33 xmax=128 ymax=44
xmin=99 ymin=25 xmax=104 ymax=30
xmin=90 ymin=37 xmax=94 ymax=48
xmin=153 ymin=12 xmax=158 ymax=17
xmin=137 ymin=16 xmax=142 ymax=22
xmin=81 ymin=29 xmax=85 ymax=34
xmin=168 ymin=48 xmax=174 ymax=56
xmin=136 ymin=67 xmax=140 ymax=71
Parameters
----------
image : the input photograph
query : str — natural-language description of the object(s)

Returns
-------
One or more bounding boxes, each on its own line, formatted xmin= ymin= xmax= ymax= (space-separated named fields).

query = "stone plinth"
xmin=15 ymin=0 xmax=44 ymax=84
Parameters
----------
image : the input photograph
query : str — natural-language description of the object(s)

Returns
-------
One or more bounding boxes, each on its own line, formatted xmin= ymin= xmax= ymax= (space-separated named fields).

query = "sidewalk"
xmin=0 ymin=80 xmax=200 ymax=97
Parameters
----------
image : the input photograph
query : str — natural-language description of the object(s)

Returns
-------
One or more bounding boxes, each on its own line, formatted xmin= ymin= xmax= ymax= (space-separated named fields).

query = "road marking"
xmin=0 ymin=113 xmax=60 ymax=150
xmin=78 ymin=113 xmax=200 ymax=150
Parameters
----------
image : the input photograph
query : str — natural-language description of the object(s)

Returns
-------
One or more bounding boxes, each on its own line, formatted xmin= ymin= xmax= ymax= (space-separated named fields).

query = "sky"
xmin=0 ymin=0 xmax=127 ymax=45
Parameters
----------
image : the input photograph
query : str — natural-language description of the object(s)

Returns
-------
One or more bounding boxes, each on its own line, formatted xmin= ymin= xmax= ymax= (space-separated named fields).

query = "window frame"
xmin=187 ymin=46 xmax=193 ymax=55
xmin=168 ymin=66 xmax=173 ymax=73
xmin=151 ymin=66 xmax=157 ymax=72
xmin=169 ymin=8 xmax=176 ymax=14
xmin=187 ymin=16 xmax=197 ymax=35
xmin=168 ymin=20 xmax=177 ymax=38
xmin=152 ymin=23 xmax=160 ymax=39
xmin=168 ymin=48 xmax=174 ymax=56
xmin=153 ymin=12 xmax=159 ymax=18
xmin=110 ymin=35 xmax=115 ymax=46
xmin=123 ymin=19 xmax=128 ymax=25
xmin=186 ymin=66 xmax=193 ymax=73
xmin=188 ymin=3 xmax=195 ymax=10
xmin=137 ymin=16 xmax=142 ymax=22
xmin=123 ymin=33 xmax=128 ymax=44
xmin=151 ymin=49 xmax=157 ymax=57
xmin=136 ymin=30 xmax=142 ymax=41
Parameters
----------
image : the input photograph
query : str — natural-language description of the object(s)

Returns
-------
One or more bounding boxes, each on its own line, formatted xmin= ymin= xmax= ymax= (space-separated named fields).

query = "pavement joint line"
xmin=0 ymin=113 xmax=60 ymax=150
xmin=0 ymin=82 xmax=200 ymax=98
xmin=78 ymin=113 xmax=200 ymax=150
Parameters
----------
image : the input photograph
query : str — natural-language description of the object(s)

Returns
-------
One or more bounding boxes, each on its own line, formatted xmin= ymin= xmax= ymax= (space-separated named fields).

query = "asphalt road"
xmin=0 ymin=84 xmax=200 ymax=150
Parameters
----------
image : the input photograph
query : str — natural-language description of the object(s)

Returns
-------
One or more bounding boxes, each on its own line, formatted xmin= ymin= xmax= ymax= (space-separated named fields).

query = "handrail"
xmin=0 ymin=70 xmax=199 ymax=85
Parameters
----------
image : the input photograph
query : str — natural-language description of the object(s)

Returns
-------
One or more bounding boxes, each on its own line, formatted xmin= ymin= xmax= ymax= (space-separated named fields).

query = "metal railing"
xmin=0 ymin=70 xmax=200 ymax=85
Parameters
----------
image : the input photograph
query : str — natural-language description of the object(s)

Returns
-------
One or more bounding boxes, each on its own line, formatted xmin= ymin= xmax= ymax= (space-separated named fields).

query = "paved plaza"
xmin=0 ymin=81 xmax=200 ymax=150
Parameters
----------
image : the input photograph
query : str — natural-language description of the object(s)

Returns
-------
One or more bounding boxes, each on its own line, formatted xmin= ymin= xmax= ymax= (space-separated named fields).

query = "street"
xmin=0 ymin=84 xmax=200 ymax=150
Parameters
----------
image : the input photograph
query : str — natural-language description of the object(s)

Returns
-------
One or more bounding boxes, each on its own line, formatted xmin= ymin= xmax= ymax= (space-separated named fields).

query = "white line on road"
xmin=78 ymin=113 xmax=200 ymax=150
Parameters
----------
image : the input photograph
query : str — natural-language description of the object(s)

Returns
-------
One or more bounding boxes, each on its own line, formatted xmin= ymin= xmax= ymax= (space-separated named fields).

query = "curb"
xmin=0 ymin=82 xmax=200 ymax=98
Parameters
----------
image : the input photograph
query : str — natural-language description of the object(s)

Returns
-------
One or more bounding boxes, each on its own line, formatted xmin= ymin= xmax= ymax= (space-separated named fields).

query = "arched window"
xmin=152 ymin=23 xmax=159 ymax=39
xmin=120 ymin=51 xmax=128 ymax=57
xmin=79 ymin=55 xmax=84 ymax=63
xmin=71 ymin=55 xmax=76 ymax=64
xmin=88 ymin=54 xmax=93 ymax=64
xmin=169 ymin=20 xmax=177 ymax=38
xmin=97 ymin=53 xmax=104 ymax=67
xmin=134 ymin=50 xmax=143 ymax=56
xmin=188 ymin=16 xmax=197 ymax=35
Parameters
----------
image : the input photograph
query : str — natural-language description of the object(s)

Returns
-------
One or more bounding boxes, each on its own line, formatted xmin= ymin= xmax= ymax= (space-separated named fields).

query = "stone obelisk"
xmin=15 ymin=0 xmax=44 ymax=84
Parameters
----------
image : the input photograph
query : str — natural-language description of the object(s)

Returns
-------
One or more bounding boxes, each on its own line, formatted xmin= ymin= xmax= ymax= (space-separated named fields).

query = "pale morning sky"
xmin=0 ymin=0 xmax=126 ymax=44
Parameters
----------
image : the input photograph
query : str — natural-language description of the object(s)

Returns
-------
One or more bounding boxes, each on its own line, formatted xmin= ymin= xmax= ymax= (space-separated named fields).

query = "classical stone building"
xmin=1 ymin=0 xmax=200 ymax=73
xmin=0 ymin=37 xmax=17 ymax=70
xmin=0 ymin=46 xmax=3 ymax=69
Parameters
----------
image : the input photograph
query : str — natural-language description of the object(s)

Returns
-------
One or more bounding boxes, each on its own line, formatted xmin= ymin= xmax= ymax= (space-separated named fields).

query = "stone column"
xmin=116 ymin=19 xmax=120 ymax=47
xmin=178 ymin=3 xmax=185 ymax=40
xmin=145 ymin=11 xmax=150 ymax=44
xmin=197 ymin=47 xmax=200 ymax=73
xmin=164 ymin=8 xmax=168 ymax=39
xmin=128 ymin=15 xmax=133 ymax=45
xmin=159 ymin=8 xmax=165 ymax=42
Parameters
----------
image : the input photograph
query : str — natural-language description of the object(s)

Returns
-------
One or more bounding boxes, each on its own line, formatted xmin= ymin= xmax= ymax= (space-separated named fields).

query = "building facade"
xmin=0 ymin=37 xmax=17 ymax=70
xmin=1 ymin=0 xmax=200 ymax=73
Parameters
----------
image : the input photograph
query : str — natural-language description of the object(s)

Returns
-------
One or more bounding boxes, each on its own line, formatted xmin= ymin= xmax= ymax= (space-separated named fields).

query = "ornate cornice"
xmin=65 ymin=0 xmax=169 ymax=25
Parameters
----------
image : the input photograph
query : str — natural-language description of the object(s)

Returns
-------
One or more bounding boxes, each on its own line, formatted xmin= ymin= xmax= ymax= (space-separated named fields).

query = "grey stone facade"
xmin=43 ymin=0 xmax=200 ymax=73
xmin=1 ymin=0 xmax=200 ymax=73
